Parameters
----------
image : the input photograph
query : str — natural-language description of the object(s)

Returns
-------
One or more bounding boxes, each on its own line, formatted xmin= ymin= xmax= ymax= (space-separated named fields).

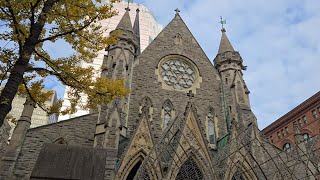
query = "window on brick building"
xmin=303 ymin=116 xmax=307 ymax=124
xmin=277 ymin=132 xmax=281 ymax=139
xmin=283 ymin=143 xmax=291 ymax=152
xmin=285 ymin=127 xmax=289 ymax=134
xmin=281 ymin=129 xmax=285 ymax=137
xmin=298 ymin=119 xmax=302 ymax=126
xmin=303 ymin=133 xmax=310 ymax=142
xmin=312 ymin=110 xmax=318 ymax=119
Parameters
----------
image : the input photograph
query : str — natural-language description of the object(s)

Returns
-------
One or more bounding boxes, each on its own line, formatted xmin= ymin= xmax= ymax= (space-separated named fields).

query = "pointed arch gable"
xmin=231 ymin=168 xmax=246 ymax=180
xmin=140 ymin=96 xmax=153 ymax=108
xmin=115 ymin=111 xmax=158 ymax=180
xmin=168 ymin=149 xmax=212 ymax=180
xmin=206 ymin=106 xmax=215 ymax=116
xmin=164 ymin=103 xmax=216 ymax=179
xmin=162 ymin=99 xmax=174 ymax=109
xmin=176 ymin=156 xmax=204 ymax=180
xmin=122 ymin=150 xmax=146 ymax=180
xmin=225 ymin=160 xmax=258 ymax=180
xmin=121 ymin=150 xmax=158 ymax=180
xmin=114 ymin=48 xmax=129 ymax=66
xmin=53 ymin=137 xmax=67 ymax=145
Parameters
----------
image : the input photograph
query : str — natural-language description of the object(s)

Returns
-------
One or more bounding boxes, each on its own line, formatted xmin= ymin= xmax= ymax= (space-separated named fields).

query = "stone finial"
xmin=217 ymin=28 xmax=235 ymax=54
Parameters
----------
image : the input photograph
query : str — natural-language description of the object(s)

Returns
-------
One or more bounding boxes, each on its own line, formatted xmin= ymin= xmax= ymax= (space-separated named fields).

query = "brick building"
xmin=261 ymin=91 xmax=320 ymax=150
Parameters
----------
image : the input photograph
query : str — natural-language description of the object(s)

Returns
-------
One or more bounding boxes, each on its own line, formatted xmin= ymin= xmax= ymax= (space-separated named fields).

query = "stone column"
xmin=0 ymin=97 xmax=36 ymax=179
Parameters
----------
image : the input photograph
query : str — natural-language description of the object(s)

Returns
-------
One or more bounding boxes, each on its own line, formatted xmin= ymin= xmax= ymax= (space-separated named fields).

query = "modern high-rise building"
xmin=0 ymin=87 xmax=58 ymax=128
xmin=59 ymin=1 xmax=162 ymax=121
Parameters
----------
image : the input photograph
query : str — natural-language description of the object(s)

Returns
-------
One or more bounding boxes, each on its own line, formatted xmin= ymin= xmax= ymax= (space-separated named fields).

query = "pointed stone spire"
xmin=133 ymin=8 xmax=141 ymax=56
xmin=218 ymin=29 xmax=235 ymax=54
xmin=116 ymin=8 xmax=133 ymax=32
xmin=214 ymin=27 xmax=243 ymax=70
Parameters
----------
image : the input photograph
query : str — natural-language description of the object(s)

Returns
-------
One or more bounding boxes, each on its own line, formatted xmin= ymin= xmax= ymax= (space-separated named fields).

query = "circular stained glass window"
xmin=160 ymin=59 xmax=196 ymax=90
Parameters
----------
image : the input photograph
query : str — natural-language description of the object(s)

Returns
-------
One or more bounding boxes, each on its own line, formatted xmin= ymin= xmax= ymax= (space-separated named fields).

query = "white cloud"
xmin=137 ymin=0 xmax=320 ymax=129
xmin=2 ymin=0 xmax=318 ymax=129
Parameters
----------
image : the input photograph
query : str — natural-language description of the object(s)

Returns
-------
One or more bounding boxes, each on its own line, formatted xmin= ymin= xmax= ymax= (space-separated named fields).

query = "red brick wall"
xmin=261 ymin=92 xmax=320 ymax=150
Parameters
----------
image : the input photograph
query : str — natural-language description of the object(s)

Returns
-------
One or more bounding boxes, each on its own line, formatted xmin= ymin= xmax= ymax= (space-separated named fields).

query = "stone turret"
xmin=214 ymin=28 xmax=245 ymax=85
xmin=94 ymin=7 xmax=140 ymax=150
xmin=214 ymin=28 xmax=252 ymax=127
xmin=101 ymin=7 xmax=139 ymax=80
xmin=133 ymin=8 xmax=141 ymax=56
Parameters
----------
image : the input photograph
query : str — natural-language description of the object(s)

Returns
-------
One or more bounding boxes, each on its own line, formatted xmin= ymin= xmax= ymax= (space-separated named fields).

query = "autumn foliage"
xmin=0 ymin=0 xmax=128 ymax=127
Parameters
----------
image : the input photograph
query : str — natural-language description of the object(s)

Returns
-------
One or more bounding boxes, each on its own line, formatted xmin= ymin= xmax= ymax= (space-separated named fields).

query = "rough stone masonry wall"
xmin=126 ymin=15 xmax=227 ymax=145
xmin=9 ymin=113 xmax=97 ymax=180
xmin=0 ymin=120 xmax=11 ymax=159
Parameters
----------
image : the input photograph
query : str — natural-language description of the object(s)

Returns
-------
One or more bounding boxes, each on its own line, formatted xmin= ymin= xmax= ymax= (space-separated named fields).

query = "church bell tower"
xmin=94 ymin=7 xmax=140 ymax=149
xmin=214 ymin=27 xmax=253 ymax=128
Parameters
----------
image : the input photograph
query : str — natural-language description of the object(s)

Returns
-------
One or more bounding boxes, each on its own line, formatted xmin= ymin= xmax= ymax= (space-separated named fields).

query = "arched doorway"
xmin=126 ymin=160 xmax=142 ymax=180
xmin=176 ymin=157 xmax=204 ymax=180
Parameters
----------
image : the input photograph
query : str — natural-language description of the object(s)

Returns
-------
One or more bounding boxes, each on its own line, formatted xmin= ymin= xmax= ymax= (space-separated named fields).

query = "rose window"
xmin=160 ymin=59 xmax=196 ymax=90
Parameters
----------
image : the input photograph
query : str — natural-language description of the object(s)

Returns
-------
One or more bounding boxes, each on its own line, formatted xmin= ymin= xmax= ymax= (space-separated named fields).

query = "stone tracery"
xmin=160 ymin=59 xmax=196 ymax=90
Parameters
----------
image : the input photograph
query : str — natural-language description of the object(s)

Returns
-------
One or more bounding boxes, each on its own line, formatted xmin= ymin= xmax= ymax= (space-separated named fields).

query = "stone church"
xmin=1 ymin=7 xmax=319 ymax=180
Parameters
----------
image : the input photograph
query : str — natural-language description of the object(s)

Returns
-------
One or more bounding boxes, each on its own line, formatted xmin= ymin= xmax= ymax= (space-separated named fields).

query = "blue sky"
xmin=1 ymin=0 xmax=319 ymax=129
xmin=134 ymin=0 xmax=320 ymax=129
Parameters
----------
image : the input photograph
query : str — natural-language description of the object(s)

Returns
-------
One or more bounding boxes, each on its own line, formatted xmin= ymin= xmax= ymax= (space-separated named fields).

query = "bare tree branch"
xmin=22 ymin=79 xmax=47 ymax=112
xmin=4 ymin=0 xmax=23 ymax=53
xmin=37 ymin=13 xmax=100 ymax=43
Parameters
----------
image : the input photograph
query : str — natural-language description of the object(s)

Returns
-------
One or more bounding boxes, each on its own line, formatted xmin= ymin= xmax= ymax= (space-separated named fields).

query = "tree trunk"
xmin=0 ymin=55 xmax=31 ymax=127
xmin=0 ymin=0 xmax=60 ymax=127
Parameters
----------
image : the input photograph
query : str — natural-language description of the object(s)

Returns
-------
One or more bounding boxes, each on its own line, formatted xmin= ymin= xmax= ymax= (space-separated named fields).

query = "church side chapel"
xmin=0 ymin=6 xmax=319 ymax=180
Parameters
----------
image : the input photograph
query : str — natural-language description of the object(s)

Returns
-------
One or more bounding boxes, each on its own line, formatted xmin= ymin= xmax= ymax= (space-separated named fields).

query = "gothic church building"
xmin=1 ymin=8 xmax=319 ymax=180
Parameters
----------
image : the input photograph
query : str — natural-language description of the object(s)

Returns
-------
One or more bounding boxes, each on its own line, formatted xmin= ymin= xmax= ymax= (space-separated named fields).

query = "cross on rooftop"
xmin=175 ymin=8 xmax=180 ymax=14
xmin=187 ymin=90 xmax=194 ymax=101
xmin=219 ymin=16 xmax=226 ymax=30
xmin=126 ymin=0 xmax=133 ymax=10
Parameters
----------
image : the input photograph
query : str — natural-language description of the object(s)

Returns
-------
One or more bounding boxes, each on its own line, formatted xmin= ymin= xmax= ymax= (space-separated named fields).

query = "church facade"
xmin=0 ymin=8 xmax=319 ymax=180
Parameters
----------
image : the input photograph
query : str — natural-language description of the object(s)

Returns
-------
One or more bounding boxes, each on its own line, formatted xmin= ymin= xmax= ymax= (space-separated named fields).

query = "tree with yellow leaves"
xmin=0 ymin=0 xmax=129 ymax=127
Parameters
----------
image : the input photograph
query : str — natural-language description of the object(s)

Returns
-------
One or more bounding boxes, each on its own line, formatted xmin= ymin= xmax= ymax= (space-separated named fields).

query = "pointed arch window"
xmin=207 ymin=110 xmax=216 ymax=145
xmin=232 ymin=169 xmax=245 ymax=180
xmin=176 ymin=157 xmax=203 ymax=180
xmin=140 ymin=97 xmax=153 ymax=118
xmin=126 ymin=161 xmax=142 ymax=180
xmin=141 ymin=97 xmax=152 ymax=109
xmin=303 ymin=133 xmax=310 ymax=142
xmin=283 ymin=143 xmax=291 ymax=152
xmin=163 ymin=100 xmax=173 ymax=129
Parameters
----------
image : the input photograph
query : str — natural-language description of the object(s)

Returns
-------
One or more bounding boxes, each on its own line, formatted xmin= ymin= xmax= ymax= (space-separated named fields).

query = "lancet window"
xmin=176 ymin=157 xmax=203 ymax=180
xmin=232 ymin=169 xmax=245 ymax=180
xmin=207 ymin=111 xmax=216 ymax=144
xmin=163 ymin=100 xmax=173 ymax=129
